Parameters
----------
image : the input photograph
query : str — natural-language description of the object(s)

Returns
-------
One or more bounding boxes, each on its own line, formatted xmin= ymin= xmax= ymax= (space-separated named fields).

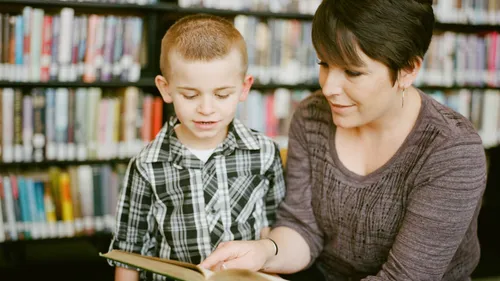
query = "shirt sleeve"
xmin=108 ymin=158 xmax=158 ymax=269
xmin=261 ymin=142 xmax=286 ymax=228
xmin=362 ymin=137 xmax=487 ymax=281
xmin=272 ymin=108 xmax=325 ymax=267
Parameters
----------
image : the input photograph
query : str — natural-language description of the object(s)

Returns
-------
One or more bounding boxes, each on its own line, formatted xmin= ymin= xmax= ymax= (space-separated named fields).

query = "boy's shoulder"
xmin=231 ymin=118 xmax=279 ymax=153
xmin=134 ymin=121 xmax=172 ymax=165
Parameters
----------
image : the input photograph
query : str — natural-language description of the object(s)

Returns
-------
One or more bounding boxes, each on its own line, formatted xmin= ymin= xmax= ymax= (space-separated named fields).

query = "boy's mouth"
xmin=193 ymin=121 xmax=219 ymax=129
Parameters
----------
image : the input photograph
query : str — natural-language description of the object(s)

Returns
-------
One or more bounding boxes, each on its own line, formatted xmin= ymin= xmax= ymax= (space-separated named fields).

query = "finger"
xmin=216 ymin=241 xmax=228 ymax=249
xmin=199 ymin=246 xmax=236 ymax=269
xmin=220 ymin=257 xmax=257 ymax=271
xmin=209 ymin=261 xmax=225 ymax=272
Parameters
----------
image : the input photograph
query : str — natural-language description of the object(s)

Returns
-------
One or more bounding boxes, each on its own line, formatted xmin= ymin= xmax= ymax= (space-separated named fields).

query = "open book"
xmin=100 ymin=250 xmax=288 ymax=281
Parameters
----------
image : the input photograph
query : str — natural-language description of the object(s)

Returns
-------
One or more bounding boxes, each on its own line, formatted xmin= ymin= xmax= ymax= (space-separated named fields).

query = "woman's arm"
xmin=115 ymin=267 xmax=139 ymax=281
xmin=201 ymin=104 xmax=324 ymax=274
xmin=363 ymin=137 xmax=487 ymax=280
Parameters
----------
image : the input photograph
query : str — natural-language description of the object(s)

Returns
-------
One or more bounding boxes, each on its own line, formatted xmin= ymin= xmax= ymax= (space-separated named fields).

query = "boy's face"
xmin=155 ymin=48 xmax=253 ymax=150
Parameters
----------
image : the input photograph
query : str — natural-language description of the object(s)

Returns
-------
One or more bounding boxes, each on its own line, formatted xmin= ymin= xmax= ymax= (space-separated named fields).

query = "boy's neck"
xmin=174 ymin=124 xmax=228 ymax=150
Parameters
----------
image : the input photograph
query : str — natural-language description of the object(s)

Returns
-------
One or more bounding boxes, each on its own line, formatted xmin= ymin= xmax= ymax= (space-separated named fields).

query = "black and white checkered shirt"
xmin=108 ymin=117 xmax=286 ymax=280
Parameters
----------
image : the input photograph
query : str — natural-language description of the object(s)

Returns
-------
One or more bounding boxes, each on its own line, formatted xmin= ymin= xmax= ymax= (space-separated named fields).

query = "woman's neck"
xmin=351 ymin=87 xmax=422 ymax=142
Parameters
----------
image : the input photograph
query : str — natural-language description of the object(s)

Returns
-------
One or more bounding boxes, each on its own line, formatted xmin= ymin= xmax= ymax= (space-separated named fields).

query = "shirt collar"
xmin=142 ymin=116 xmax=260 ymax=164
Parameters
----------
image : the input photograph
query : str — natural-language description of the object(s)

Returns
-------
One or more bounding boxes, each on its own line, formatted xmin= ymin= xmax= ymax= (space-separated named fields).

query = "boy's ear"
xmin=398 ymin=57 xmax=422 ymax=89
xmin=155 ymin=75 xmax=173 ymax=103
xmin=239 ymin=74 xmax=254 ymax=102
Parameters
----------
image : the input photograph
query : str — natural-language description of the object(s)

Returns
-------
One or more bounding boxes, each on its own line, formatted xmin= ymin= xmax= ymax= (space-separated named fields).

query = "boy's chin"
xmin=189 ymin=128 xmax=228 ymax=143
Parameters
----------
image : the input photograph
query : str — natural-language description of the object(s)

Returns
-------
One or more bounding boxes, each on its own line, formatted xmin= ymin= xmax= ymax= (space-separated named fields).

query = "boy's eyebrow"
xmin=176 ymin=86 xmax=236 ymax=91
xmin=176 ymin=86 xmax=199 ymax=91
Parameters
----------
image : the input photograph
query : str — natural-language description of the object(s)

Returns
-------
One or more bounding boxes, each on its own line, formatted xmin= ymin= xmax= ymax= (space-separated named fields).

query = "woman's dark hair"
xmin=312 ymin=0 xmax=435 ymax=84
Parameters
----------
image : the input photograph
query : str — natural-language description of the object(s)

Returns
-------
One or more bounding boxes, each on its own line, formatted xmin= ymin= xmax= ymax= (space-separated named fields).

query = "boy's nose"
xmin=197 ymin=97 xmax=216 ymax=115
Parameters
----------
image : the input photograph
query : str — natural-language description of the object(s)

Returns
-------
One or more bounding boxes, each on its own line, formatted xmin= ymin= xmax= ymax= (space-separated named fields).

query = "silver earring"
xmin=401 ymin=88 xmax=406 ymax=108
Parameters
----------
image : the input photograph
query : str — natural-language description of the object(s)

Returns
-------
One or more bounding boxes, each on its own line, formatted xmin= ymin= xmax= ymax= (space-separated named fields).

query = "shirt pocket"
xmin=227 ymin=174 xmax=269 ymax=224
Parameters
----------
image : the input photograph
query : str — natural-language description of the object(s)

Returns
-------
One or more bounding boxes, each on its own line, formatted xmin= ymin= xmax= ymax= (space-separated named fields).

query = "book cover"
xmin=100 ymin=250 xmax=287 ymax=281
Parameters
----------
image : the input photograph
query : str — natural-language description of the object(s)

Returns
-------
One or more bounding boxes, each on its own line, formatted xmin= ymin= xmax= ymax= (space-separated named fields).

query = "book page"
xmin=205 ymin=268 xmax=288 ymax=281
xmin=100 ymin=250 xmax=205 ymax=281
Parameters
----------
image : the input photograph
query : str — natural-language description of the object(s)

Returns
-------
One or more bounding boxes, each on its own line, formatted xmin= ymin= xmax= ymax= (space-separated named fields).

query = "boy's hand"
xmin=199 ymin=239 xmax=275 ymax=272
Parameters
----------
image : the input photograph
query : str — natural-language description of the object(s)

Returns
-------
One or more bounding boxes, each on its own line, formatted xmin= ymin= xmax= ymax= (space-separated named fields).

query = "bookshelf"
xmin=0 ymin=1 xmax=499 ymax=280
xmin=0 ymin=158 xmax=131 ymax=169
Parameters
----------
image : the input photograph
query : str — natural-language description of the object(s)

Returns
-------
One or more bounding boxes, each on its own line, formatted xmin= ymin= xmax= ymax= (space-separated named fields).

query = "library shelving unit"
xmin=0 ymin=1 xmax=499 ymax=281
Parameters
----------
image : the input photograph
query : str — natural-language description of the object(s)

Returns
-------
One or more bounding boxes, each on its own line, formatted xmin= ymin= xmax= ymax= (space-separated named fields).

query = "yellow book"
xmin=100 ymin=250 xmax=288 ymax=281
xmin=59 ymin=172 xmax=73 ymax=222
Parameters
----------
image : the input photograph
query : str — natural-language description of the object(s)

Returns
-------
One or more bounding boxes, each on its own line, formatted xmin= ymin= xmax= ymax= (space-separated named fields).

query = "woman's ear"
xmin=155 ymin=75 xmax=173 ymax=103
xmin=398 ymin=58 xmax=423 ymax=88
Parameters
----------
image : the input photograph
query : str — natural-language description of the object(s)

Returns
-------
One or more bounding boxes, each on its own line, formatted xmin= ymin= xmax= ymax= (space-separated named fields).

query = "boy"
xmin=109 ymin=14 xmax=286 ymax=281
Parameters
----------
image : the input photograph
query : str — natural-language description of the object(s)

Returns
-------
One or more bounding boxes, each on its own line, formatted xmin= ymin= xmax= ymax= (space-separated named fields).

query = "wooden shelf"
xmin=0 ymin=231 xmax=113 ymax=245
xmin=418 ymin=85 xmax=500 ymax=91
xmin=2 ymin=80 xmax=500 ymax=92
xmin=434 ymin=22 xmax=500 ymax=33
xmin=0 ymin=78 xmax=156 ymax=88
xmin=0 ymin=158 xmax=131 ymax=169
xmin=160 ymin=4 xmax=315 ymax=20
xmin=0 ymin=0 xmax=167 ymax=11
xmin=1 ymin=1 xmax=498 ymax=30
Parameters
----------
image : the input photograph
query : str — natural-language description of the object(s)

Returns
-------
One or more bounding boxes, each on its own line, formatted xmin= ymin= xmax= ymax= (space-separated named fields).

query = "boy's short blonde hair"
xmin=160 ymin=14 xmax=248 ymax=78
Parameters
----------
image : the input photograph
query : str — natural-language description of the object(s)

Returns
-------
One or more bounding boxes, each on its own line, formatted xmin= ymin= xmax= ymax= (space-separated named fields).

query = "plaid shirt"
xmin=108 ymin=117 xmax=286 ymax=281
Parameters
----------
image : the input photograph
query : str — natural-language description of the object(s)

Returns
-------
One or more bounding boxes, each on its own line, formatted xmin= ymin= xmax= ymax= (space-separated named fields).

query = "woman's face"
xmin=318 ymin=48 xmax=402 ymax=129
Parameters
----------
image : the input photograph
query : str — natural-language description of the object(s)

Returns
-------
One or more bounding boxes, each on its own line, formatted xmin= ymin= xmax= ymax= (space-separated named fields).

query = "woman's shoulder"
xmin=419 ymin=90 xmax=483 ymax=146
xmin=293 ymin=90 xmax=331 ymax=122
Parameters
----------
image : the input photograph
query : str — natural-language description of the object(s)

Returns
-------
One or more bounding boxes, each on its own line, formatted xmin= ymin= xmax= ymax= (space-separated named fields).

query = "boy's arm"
xmin=261 ymin=143 xmax=286 ymax=230
xmin=108 ymin=158 xmax=157 ymax=276
xmin=115 ymin=266 xmax=139 ymax=281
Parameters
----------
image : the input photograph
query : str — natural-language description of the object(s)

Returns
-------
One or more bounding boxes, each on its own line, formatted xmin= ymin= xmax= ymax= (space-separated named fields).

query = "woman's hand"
xmin=199 ymin=239 xmax=276 ymax=272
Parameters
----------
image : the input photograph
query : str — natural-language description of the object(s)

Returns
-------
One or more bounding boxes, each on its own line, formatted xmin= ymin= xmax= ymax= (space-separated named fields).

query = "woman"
xmin=200 ymin=0 xmax=487 ymax=280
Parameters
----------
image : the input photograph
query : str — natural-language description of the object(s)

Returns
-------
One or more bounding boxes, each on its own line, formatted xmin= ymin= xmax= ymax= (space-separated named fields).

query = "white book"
xmin=0 ymin=186 xmax=5 ymax=242
xmin=58 ymin=8 xmax=74 ymax=82
xmin=2 ymin=88 xmax=14 ymax=163
xmin=75 ymin=88 xmax=88 ymax=161
xmin=78 ymin=166 xmax=95 ymax=233
xmin=22 ymin=95 xmax=33 ymax=162
xmin=30 ymin=9 xmax=44 ymax=82
xmin=55 ymin=88 xmax=69 ymax=161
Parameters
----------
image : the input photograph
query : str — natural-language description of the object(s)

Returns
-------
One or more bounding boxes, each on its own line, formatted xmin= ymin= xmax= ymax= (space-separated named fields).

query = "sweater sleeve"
xmin=272 ymin=107 xmax=325 ymax=267
xmin=362 ymin=136 xmax=487 ymax=281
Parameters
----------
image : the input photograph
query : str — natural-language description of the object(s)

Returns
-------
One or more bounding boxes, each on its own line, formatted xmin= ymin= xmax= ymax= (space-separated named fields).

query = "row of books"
xmin=0 ymin=8 xmax=145 ymax=83
xmin=433 ymin=0 xmax=500 ymax=25
xmin=428 ymin=88 xmax=500 ymax=148
xmin=0 ymin=164 xmax=126 ymax=241
xmin=0 ymin=87 xmax=163 ymax=163
xmin=415 ymin=31 xmax=500 ymax=87
xmin=236 ymin=88 xmax=311 ymax=150
xmin=178 ymin=0 xmax=322 ymax=15
xmin=234 ymin=15 xmax=317 ymax=85
xmin=235 ymin=87 xmax=500 ymax=150
xmin=178 ymin=0 xmax=500 ymax=26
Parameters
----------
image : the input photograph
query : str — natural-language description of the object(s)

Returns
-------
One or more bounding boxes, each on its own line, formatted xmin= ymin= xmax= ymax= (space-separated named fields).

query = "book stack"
xmin=0 ymin=7 xmax=145 ymax=83
xmin=0 ymin=86 xmax=163 ymax=163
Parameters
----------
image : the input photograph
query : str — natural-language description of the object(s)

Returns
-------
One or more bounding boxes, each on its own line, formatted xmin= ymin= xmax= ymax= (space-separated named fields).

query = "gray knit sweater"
xmin=274 ymin=89 xmax=487 ymax=281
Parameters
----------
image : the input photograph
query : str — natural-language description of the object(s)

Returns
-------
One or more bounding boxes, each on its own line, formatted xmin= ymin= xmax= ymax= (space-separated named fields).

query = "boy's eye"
xmin=345 ymin=70 xmax=363 ymax=77
xmin=181 ymin=93 xmax=197 ymax=99
xmin=215 ymin=94 xmax=230 ymax=99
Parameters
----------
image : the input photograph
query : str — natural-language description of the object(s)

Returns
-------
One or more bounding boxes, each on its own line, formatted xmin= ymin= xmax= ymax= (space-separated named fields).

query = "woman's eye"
xmin=216 ymin=94 xmax=230 ymax=99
